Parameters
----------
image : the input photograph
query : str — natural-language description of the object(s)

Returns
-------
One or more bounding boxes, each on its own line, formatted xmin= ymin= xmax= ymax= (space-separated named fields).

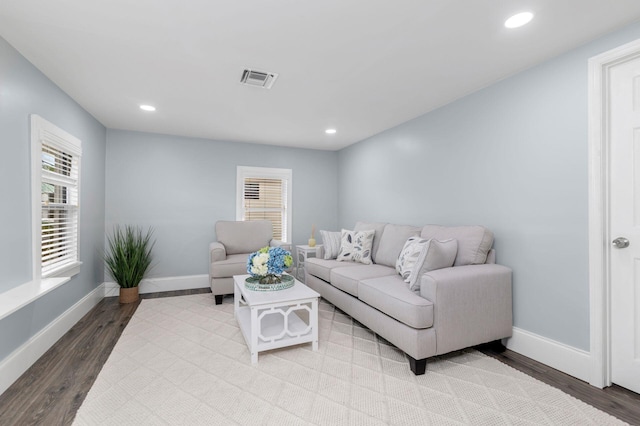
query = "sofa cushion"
xmin=215 ymin=220 xmax=273 ymax=255
xmin=320 ymin=230 xmax=342 ymax=260
xmin=396 ymin=236 xmax=430 ymax=281
xmin=337 ymin=229 xmax=375 ymax=264
xmin=421 ymin=225 xmax=493 ymax=266
xmin=354 ymin=221 xmax=387 ymax=263
xmin=358 ymin=275 xmax=434 ymax=329
xmin=210 ymin=253 xmax=250 ymax=278
xmin=330 ymin=264 xmax=397 ymax=297
xmin=305 ymin=258 xmax=361 ymax=282
xmin=375 ymin=224 xmax=421 ymax=268
xmin=408 ymin=239 xmax=458 ymax=291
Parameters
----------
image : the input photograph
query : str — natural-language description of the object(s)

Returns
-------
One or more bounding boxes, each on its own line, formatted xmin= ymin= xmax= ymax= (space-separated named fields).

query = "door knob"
xmin=612 ymin=237 xmax=630 ymax=248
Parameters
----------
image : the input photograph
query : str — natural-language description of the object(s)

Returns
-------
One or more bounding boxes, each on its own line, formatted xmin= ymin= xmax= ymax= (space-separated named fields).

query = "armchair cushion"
xmin=210 ymin=253 xmax=249 ymax=278
xmin=270 ymin=239 xmax=291 ymax=251
xmin=215 ymin=220 xmax=273 ymax=255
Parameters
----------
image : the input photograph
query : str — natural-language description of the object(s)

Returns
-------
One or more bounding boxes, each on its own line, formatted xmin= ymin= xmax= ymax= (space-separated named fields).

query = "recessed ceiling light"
xmin=504 ymin=12 xmax=534 ymax=29
xmin=325 ymin=129 xmax=337 ymax=134
xmin=139 ymin=104 xmax=156 ymax=112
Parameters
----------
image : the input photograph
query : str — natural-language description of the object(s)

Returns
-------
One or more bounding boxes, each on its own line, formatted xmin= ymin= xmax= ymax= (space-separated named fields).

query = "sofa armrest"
xmin=270 ymin=239 xmax=292 ymax=251
xmin=210 ymin=242 xmax=227 ymax=263
xmin=485 ymin=249 xmax=496 ymax=264
xmin=419 ymin=264 xmax=512 ymax=355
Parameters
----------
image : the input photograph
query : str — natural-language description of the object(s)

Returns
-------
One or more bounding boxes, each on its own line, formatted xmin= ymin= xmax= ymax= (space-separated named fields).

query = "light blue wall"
xmin=105 ymin=130 xmax=338 ymax=278
xmin=0 ymin=37 xmax=106 ymax=360
xmin=338 ymin=22 xmax=640 ymax=351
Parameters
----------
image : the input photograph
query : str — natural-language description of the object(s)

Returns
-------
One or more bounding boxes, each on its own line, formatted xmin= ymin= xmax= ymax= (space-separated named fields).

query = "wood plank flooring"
xmin=0 ymin=289 xmax=638 ymax=425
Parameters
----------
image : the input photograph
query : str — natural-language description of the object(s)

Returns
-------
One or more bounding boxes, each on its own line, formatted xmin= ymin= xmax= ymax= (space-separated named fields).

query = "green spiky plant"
xmin=104 ymin=225 xmax=155 ymax=288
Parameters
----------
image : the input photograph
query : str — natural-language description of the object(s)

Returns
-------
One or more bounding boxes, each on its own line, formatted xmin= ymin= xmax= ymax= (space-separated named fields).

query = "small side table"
xmin=296 ymin=244 xmax=323 ymax=282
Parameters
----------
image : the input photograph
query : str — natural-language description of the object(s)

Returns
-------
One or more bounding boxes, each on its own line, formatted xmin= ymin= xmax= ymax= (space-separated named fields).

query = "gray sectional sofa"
xmin=304 ymin=222 xmax=513 ymax=375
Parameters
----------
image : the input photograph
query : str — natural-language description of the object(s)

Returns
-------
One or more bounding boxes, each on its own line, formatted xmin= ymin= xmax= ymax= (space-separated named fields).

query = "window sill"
xmin=43 ymin=261 xmax=82 ymax=279
xmin=0 ymin=277 xmax=71 ymax=321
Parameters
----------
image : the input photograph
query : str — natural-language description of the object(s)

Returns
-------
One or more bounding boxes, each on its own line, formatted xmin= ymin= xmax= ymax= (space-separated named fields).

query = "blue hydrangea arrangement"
xmin=247 ymin=246 xmax=293 ymax=284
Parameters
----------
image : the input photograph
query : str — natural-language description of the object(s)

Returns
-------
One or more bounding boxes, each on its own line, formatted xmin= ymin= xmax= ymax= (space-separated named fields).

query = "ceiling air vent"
xmin=240 ymin=69 xmax=278 ymax=89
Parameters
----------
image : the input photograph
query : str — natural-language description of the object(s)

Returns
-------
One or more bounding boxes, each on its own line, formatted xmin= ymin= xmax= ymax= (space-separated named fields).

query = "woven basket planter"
xmin=119 ymin=287 xmax=139 ymax=304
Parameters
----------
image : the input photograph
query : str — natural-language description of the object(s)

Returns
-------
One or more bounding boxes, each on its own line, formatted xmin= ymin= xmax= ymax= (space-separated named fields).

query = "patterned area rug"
xmin=73 ymin=294 xmax=625 ymax=425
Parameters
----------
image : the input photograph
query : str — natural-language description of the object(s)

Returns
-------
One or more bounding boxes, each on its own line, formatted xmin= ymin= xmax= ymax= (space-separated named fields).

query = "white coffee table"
xmin=233 ymin=274 xmax=320 ymax=364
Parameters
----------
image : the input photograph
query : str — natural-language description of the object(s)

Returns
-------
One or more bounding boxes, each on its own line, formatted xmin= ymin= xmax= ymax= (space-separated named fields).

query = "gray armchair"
xmin=209 ymin=220 xmax=290 ymax=304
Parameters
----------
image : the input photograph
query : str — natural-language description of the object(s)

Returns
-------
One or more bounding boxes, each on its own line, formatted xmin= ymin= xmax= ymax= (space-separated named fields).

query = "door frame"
xmin=588 ymin=38 xmax=640 ymax=388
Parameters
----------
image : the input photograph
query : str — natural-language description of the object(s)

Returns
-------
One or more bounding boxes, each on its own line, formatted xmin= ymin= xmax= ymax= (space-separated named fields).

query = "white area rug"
xmin=74 ymin=294 xmax=626 ymax=425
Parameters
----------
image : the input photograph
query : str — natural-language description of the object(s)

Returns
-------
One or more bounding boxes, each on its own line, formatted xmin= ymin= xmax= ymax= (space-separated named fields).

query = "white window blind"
xmin=31 ymin=115 xmax=82 ymax=278
xmin=237 ymin=167 xmax=292 ymax=243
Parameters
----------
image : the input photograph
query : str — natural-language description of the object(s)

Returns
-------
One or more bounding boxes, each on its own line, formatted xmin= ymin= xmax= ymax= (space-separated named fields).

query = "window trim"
xmin=31 ymin=115 xmax=82 ymax=280
xmin=236 ymin=166 xmax=292 ymax=243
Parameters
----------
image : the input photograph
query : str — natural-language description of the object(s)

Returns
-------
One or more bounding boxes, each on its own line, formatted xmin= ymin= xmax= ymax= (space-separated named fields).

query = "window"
xmin=31 ymin=115 xmax=82 ymax=279
xmin=236 ymin=166 xmax=292 ymax=243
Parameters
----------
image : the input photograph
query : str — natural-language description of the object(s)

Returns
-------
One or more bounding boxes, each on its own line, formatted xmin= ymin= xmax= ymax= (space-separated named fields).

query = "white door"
xmin=609 ymin=55 xmax=640 ymax=394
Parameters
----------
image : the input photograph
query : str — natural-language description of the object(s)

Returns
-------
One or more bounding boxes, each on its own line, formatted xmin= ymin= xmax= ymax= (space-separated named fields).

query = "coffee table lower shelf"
xmin=236 ymin=305 xmax=316 ymax=359
xmin=233 ymin=275 xmax=319 ymax=364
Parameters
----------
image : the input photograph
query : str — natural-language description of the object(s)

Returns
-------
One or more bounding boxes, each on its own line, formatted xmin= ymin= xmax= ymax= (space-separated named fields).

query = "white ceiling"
xmin=2 ymin=1 xmax=640 ymax=151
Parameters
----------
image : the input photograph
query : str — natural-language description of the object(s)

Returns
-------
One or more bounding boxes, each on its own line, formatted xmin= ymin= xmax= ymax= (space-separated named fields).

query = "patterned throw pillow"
xmin=320 ymin=230 xmax=341 ymax=260
xmin=336 ymin=229 xmax=375 ymax=264
xmin=396 ymin=236 xmax=431 ymax=281
xmin=408 ymin=239 xmax=458 ymax=291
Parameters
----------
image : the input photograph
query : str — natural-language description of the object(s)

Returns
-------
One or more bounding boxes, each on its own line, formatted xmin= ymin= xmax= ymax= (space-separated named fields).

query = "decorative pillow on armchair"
xmin=396 ymin=236 xmax=431 ymax=281
xmin=336 ymin=229 xmax=375 ymax=265
xmin=408 ymin=239 xmax=458 ymax=291
xmin=320 ymin=230 xmax=341 ymax=260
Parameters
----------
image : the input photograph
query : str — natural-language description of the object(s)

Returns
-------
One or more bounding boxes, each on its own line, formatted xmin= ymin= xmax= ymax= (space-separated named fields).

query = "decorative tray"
xmin=245 ymin=274 xmax=294 ymax=291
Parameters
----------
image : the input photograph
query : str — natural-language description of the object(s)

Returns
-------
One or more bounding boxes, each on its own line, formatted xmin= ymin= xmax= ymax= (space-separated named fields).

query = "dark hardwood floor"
xmin=0 ymin=289 xmax=638 ymax=425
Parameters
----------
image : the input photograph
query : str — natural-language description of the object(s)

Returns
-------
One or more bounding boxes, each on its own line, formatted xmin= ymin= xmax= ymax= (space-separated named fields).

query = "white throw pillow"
xmin=396 ymin=236 xmax=430 ymax=281
xmin=336 ymin=229 xmax=375 ymax=265
xmin=408 ymin=239 xmax=458 ymax=291
xmin=320 ymin=230 xmax=341 ymax=260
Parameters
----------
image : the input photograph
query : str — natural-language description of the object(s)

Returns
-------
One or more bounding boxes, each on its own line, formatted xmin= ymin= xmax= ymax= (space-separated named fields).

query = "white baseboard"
xmin=104 ymin=274 xmax=209 ymax=297
xmin=504 ymin=327 xmax=591 ymax=383
xmin=0 ymin=283 xmax=105 ymax=396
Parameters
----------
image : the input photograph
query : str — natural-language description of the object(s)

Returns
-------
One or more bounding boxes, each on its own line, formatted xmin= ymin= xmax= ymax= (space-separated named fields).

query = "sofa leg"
xmin=488 ymin=339 xmax=506 ymax=353
xmin=408 ymin=356 xmax=427 ymax=375
xmin=214 ymin=294 xmax=224 ymax=305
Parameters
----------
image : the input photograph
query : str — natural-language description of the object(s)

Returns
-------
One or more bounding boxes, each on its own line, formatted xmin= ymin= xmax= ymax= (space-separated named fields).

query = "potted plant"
xmin=104 ymin=225 xmax=155 ymax=304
